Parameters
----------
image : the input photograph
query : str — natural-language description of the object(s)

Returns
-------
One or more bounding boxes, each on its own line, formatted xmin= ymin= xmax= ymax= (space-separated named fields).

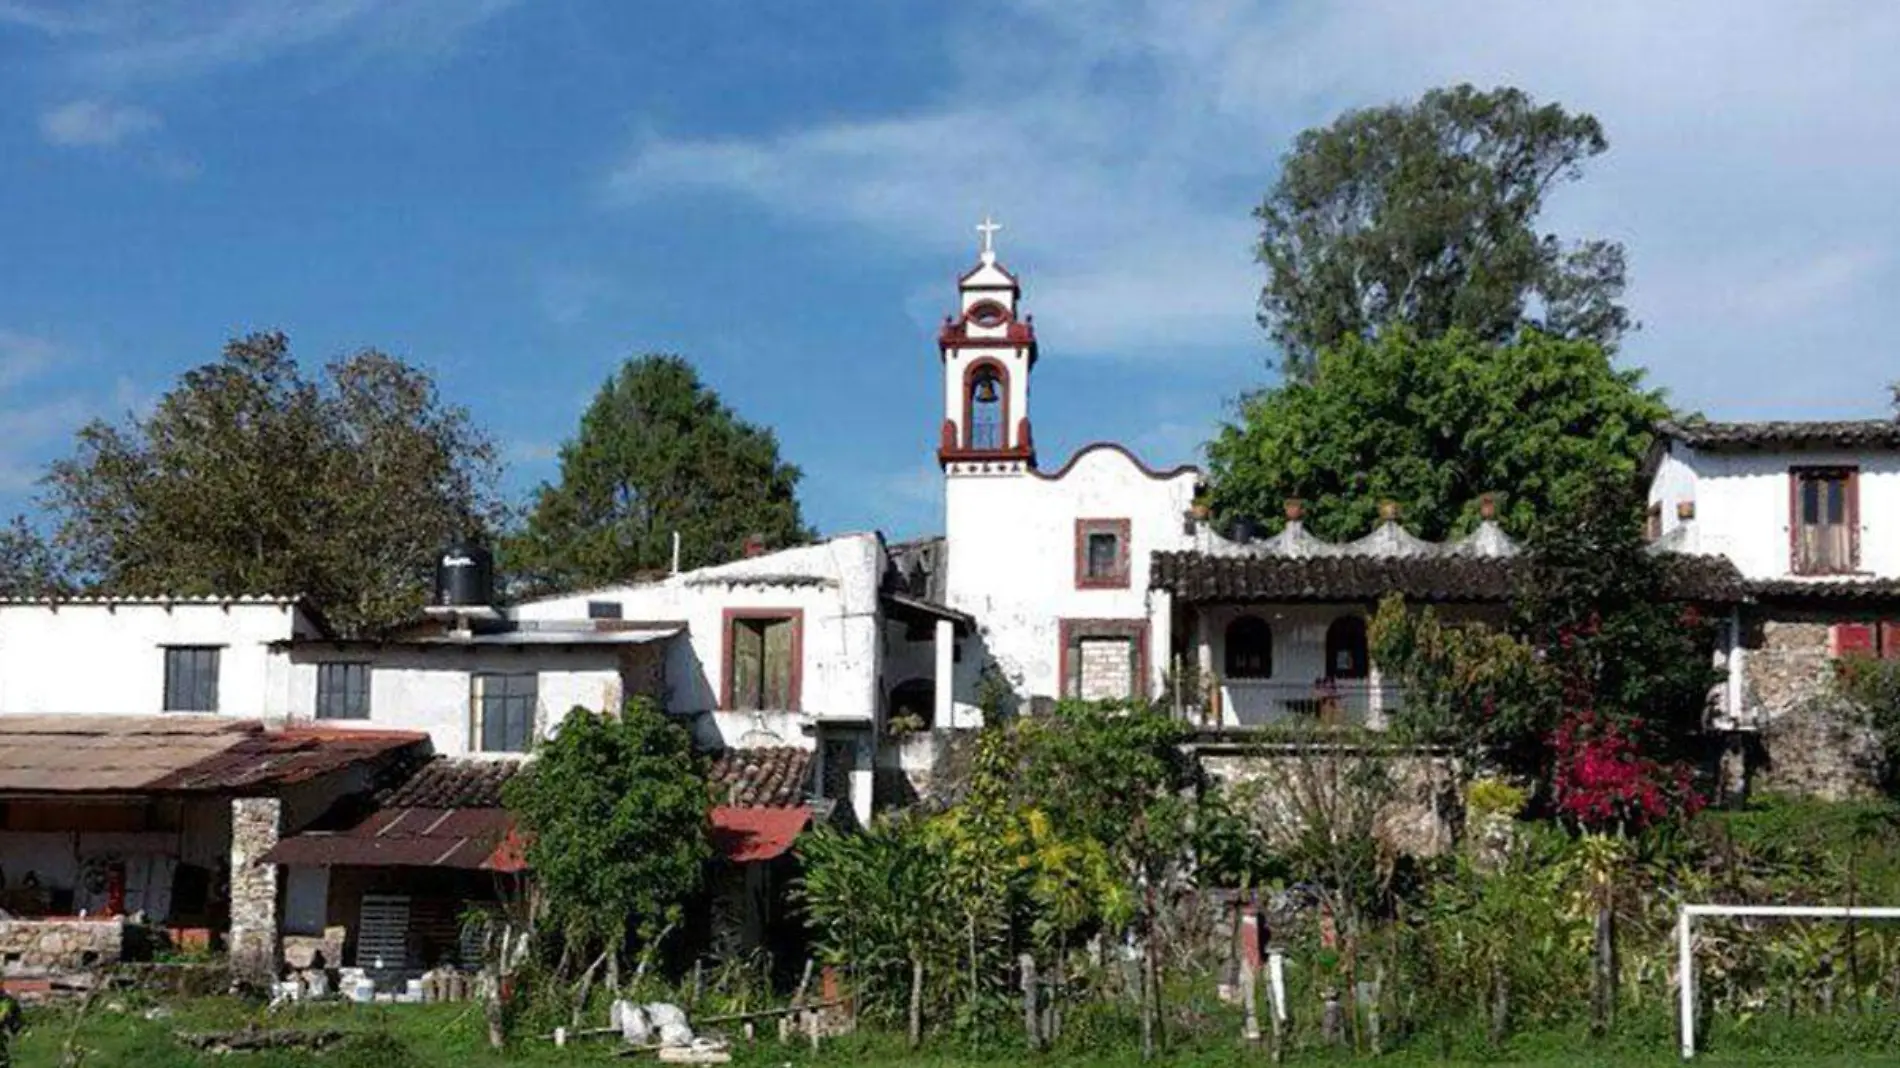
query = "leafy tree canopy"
xmin=503 ymin=699 xmax=709 ymax=946
xmin=0 ymin=516 xmax=70 ymax=598
xmin=1206 ymin=328 xmax=1670 ymax=541
xmin=1373 ymin=487 xmax=1719 ymax=829
xmin=1257 ymin=84 xmax=1630 ymax=378
xmin=42 ymin=332 xmax=502 ymax=634
xmin=506 ymin=355 xmax=811 ymax=592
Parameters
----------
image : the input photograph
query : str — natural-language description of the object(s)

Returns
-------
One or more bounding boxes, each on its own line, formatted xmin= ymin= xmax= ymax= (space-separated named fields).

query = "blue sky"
xmin=3 ymin=2 xmax=1898 ymax=542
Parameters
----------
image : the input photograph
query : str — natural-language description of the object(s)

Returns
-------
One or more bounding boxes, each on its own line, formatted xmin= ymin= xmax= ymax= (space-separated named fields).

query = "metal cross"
xmin=976 ymin=216 xmax=1002 ymax=256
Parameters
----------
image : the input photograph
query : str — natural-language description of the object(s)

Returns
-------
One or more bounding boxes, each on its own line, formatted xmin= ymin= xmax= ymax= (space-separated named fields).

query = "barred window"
xmin=316 ymin=662 xmax=371 ymax=720
xmin=163 ymin=647 xmax=220 ymax=712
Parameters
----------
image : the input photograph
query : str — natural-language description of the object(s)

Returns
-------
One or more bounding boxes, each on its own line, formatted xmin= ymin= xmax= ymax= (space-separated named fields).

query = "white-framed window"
xmin=471 ymin=673 xmax=537 ymax=753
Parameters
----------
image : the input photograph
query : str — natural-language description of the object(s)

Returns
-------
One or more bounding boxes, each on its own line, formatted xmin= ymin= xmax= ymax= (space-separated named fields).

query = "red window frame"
xmin=1074 ymin=518 xmax=1132 ymax=590
xmin=721 ymin=608 xmax=805 ymax=712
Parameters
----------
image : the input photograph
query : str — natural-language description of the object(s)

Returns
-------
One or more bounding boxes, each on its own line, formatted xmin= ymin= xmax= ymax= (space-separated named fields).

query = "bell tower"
xmin=938 ymin=218 xmax=1037 ymax=474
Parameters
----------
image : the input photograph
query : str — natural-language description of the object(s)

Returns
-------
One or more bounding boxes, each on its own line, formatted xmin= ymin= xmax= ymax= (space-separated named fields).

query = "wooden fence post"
xmin=1020 ymin=953 xmax=1042 ymax=1050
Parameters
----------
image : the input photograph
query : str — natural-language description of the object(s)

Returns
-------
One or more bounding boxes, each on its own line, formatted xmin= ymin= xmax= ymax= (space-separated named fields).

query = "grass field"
xmin=13 ymin=997 xmax=1900 ymax=1068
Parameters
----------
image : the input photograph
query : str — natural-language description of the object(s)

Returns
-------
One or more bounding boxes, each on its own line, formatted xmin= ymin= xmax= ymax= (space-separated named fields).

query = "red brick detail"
xmin=1074 ymin=518 xmax=1133 ymax=589
xmin=1830 ymin=622 xmax=1877 ymax=658
xmin=720 ymin=608 xmax=805 ymax=712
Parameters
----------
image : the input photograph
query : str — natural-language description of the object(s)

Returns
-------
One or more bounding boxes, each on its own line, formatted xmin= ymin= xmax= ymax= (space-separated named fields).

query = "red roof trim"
xmin=1032 ymin=442 xmax=1202 ymax=483
xmin=710 ymin=804 xmax=809 ymax=863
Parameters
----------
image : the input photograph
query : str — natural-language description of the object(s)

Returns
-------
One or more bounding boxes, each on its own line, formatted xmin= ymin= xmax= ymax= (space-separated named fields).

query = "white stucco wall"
xmin=273 ymin=646 xmax=627 ymax=757
xmin=1652 ymin=445 xmax=1900 ymax=578
xmin=0 ymin=600 xmax=317 ymax=719
xmin=513 ymin=533 xmax=887 ymax=732
xmin=1647 ymin=444 xmax=1700 ymax=541
xmin=944 ymin=444 xmax=1199 ymax=704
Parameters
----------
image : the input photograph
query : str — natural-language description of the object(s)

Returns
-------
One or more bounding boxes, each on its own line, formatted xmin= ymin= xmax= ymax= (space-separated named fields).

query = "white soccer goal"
xmin=1676 ymin=903 xmax=1900 ymax=1059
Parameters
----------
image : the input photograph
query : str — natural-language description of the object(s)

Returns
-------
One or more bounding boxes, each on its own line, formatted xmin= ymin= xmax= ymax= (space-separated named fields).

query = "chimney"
xmin=1676 ymin=500 xmax=1696 ymax=522
xmin=1478 ymin=493 xmax=1498 ymax=522
xmin=1379 ymin=500 xmax=1401 ymax=523
xmin=743 ymin=534 xmax=768 ymax=558
xmin=1283 ymin=498 xmax=1305 ymax=523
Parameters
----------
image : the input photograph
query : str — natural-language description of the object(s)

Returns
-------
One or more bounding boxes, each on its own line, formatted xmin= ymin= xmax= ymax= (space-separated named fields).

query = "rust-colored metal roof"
xmin=150 ymin=726 xmax=426 ymax=793
xmin=0 ymin=716 xmax=426 ymax=796
xmin=264 ymin=805 xmax=524 ymax=872
xmin=710 ymin=805 xmax=810 ymax=863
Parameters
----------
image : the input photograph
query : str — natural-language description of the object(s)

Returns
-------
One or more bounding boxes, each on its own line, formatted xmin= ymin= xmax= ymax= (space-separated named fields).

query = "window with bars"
xmin=163 ymin=646 xmax=221 ymax=712
xmin=727 ymin=614 xmax=799 ymax=711
xmin=472 ymin=673 xmax=537 ymax=753
xmin=315 ymin=662 xmax=371 ymax=720
xmin=1793 ymin=468 xmax=1857 ymax=575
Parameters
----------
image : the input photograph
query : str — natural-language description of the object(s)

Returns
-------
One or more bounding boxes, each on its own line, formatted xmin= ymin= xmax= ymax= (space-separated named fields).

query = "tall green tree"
xmin=503 ymin=700 xmax=709 ymax=958
xmin=1257 ymin=84 xmax=1630 ymax=378
xmin=1206 ymin=328 xmax=1669 ymax=540
xmin=507 ymin=355 xmax=810 ymax=590
xmin=42 ymin=332 xmax=502 ymax=633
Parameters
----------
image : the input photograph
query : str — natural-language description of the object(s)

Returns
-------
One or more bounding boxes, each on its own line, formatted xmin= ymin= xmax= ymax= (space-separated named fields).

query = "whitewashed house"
xmin=0 ymin=597 xmax=427 ymax=982
xmin=1646 ymin=419 xmax=1900 ymax=796
xmin=927 ymin=232 xmax=1546 ymax=728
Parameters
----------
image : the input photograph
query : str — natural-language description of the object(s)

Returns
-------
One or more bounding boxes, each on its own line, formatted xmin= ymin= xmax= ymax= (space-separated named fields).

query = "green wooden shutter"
xmin=763 ymin=618 xmax=795 ymax=710
xmin=731 ymin=620 xmax=764 ymax=710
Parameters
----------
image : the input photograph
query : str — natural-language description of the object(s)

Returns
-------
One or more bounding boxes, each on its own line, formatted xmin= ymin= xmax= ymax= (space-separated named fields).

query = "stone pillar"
xmin=934 ymin=618 xmax=956 ymax=730
xmin=228 ymin=796 xmax=283 ymax=984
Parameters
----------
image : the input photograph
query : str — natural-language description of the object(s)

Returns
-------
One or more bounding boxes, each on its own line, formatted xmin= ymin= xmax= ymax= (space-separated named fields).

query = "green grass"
xmin=13 ymin=997 xmax=1900 ymax=1067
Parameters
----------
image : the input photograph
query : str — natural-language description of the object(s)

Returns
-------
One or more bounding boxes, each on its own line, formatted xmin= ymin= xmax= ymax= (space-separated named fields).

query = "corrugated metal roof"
xmin=263 ymin=805 xmax=522 ymax=871
xmin=0 ymin=716 xmax=426 ymax=795
xmin=710 ymin=805 xmax=810 ymax=863
xmin=149 ymin=726 xmax=428 ymax=793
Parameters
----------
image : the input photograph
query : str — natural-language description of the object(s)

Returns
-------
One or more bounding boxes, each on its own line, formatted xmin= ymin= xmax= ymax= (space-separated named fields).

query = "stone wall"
xmin=873 ymin=727 xmax=980 ymax=810
xmin=0 ymin=918 xmax=123 ymax=975
xmin=1198 ymin=746 xmax=1460 ymax=858
xmin=1742 ymin=613 xmax=1883 ymax=800
xmin=227 ymin=797 xmax=282 ymax=983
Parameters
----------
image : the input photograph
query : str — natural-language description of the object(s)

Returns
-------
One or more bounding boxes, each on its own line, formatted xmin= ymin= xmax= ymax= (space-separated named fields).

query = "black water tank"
xmin=433 ymin=541 xmax=495 ymax=608
xmin=1230 ymin=517 xmax=1257 ymax=544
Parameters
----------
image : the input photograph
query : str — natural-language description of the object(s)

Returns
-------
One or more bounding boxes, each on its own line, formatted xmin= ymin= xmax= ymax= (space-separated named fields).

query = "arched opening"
xmin=965 ymin=362 xmax=1007 ymax=450
xmin=1324 ymin=615 xmax=1369 ymax=680
xmin=1223 ymin=616 xmax=1273 ymax=679
xmin=888 ymin=678 xmax=935 ymax=733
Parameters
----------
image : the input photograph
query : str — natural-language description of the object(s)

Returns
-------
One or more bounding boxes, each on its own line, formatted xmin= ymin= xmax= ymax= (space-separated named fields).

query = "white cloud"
xmin=608 ymin=0 xmax=1900 ymax=415
xmin=6 ymin=0 xmax=519 ymax=84
xmin=39 ymin=98 xmax=160 ymax=147
xmin=0 ymin=332 xmax=106 ymax=494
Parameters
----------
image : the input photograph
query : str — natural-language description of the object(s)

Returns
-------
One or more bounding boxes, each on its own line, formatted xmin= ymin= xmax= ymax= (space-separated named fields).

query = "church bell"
xmin=973 ymin=376 xmax=1000 ymax=403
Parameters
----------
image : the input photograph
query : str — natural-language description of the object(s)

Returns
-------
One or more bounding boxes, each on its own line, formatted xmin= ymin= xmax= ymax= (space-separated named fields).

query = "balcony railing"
xmin=1215 ymin=679 xmax=1403 ymax=730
